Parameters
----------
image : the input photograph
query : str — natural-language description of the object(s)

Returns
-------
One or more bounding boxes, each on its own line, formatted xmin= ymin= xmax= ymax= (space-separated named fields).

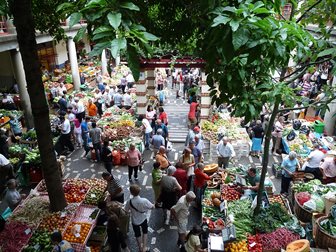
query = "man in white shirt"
xmin=216 ymin=137 xmax=236 ymax=168
xmin=142 ymin=117 xmax=153 ymax=150
xmin=59 ymin=115 xmax=74 ymax=154
xmin=0 ymin=153 xmax=15 ymax=181
xmin=125 ymin=184 xmax=154 ymax=252
xmin=303 ymin=144 xmax=325 ymax=179
xmin=74 ymin=97 xmax=85 ymax=122
xmin=171 ymin=191 xmax=196 ymax=248
xmin=113 ymin=90 xmax=123 ymax=108
xmin=123 ymin=90 xmax=132 ymax=109
xmin=126 ymin=72 xmax=135 ymax=88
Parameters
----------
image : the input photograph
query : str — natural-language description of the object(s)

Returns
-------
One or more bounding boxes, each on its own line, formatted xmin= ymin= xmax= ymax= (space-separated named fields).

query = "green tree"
xmin=9 ymin=0 xmax=67 ymax=211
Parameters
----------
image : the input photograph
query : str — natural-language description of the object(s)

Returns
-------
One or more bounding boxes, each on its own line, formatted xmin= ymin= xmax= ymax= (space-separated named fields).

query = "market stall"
xmin=201 ymin=167 xmax=313 ymax=252
xmin=0 ymin=178 xmax=107 ymax=252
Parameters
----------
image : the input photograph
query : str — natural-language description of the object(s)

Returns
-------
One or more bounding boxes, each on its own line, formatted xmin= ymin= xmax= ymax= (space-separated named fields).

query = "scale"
xmin=222 ymin=225 xmax=237 ymax=243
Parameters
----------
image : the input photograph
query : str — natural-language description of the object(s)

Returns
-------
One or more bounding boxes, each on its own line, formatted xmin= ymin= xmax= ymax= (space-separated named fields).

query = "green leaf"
xmin=317 ymin=48 xmax=335 ymax=58
xmin=232 ymin=28 xmax=249 ymax=50
xmin=132 ymin=24 xmax=146 ymax=31
xmin=249 ymin=104 xmax=256 ymax=116
xmin=120 ymin=2 xmax=140 ymax=11
xmin=107 ymin=12 xmax=122 ymax=30
xmin=223 ymin=6 xmax=236 ymax=13
xmin=74 ymin=27 xmax=86 ymax=43
xmin=86 ymin=0 xmax=105 ymax=7
xmin=280 ymin=29 xmax=287 ymax=40
xmin=92 ymin=32 xmax=113 ymax=41
xmin=142 ymin=32 xmax=159 ymax=41
xmin=69 ymin=12 xmax=82 ymax=28
xmin=89 ymin=41 xmax=110 ymax=57
xmin=212 ymin=15 xmax=231 ymax=27
xmin=253 ymin=8 xmax=271 ymax=14
xmin=93 ymin=26 xmax=113 ymax=35
xmin=111 ymin=38 xmax=127 ymax=58
xmin=56 ymin=3 xmax=74 ymax=12
xmin=126 ymin=46 xmax=140 ymax=81
xmin=229 ymin=19 xmax=240 ymax=32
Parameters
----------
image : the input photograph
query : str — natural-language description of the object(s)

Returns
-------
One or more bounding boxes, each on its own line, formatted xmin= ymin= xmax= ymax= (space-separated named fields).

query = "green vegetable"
xmin=23 ymin=231 xmax=52 ymax=252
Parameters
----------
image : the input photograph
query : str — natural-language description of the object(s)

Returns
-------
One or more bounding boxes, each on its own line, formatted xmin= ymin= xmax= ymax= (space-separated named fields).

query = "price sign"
xmin=60 ymin=212 xmax=66 ymax=218
xmin=24 ymin=228 xmax=31 ymax=235
xmin=74 ymin=233 xmax=81 ymax=238
xmin=91 ymin=194 xmax=96 ymax=198
xmin=34 ymin=244 xmax=40 ymax=250
xmin=220 ymin=201 xmax=225 ymax=212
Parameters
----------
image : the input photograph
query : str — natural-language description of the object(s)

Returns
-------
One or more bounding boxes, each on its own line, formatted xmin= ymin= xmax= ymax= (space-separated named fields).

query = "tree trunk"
xmin=10 ymin=0 xmax=67 ymax=211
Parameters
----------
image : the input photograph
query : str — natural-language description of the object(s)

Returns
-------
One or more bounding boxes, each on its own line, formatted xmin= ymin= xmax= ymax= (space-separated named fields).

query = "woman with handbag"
xmin=152 ymin=162 xmax=162 ymax=207
xmin=126 ymin=143 xmax=142 ymax=182
xmin=179 ymin=148 xmax=195 ymax=191
xmin=272 ymin=116 xmax=284 ymax=156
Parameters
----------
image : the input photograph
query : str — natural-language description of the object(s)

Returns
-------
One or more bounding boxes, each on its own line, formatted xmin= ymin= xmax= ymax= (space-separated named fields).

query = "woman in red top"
xmin=194 ymin=163 xmax=215 ymax=207
xmin=158 ymin=107 xmax=168 ymax=125
xmin=188 ymin=97 xmax=198 ymax=128
xmin=173 ymin=162 xmax=188 ymax=197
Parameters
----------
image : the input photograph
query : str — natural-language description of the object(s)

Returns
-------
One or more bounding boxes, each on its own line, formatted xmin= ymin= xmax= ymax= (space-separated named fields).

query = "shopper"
xmin=151 ymin=129 xmax=165 ymax=155
xmin=146 ymin=105 xmax=156 ymax=129
xmin=126 ymin=143 xmax=142 ymax=182
xmin=302 ymin=144 xmax=325 ymax=180
xmin=151 ymin=161 xmax=162 ymax=206
xmin=73 ymin=117 xmax=82 ymax=148
xmin=123 ymin=90 xmax=133 ymax=110
xmin=101 ymin=141 xmax=113 ymax=174
xmin=58 ymin=114 xmax=74 ymax=154
xmin=74 ymin=97 xmax=85 ymax=122
xmin=141 ymin=116 xmax=153 ymax=150
xmin=171 ymin=191 xmax=196 ymax=248
xmin=216 ymin=137 xmax=235 ymax=169
xmin=125 ymin=184 xmax=154 ymax=252
xmin=81 ymin=117 xmax=90 ymax=157
xmin=281 ymin=151 xmax=300 ymax=194
xmin=272 ymin=116 xmax=285 ymax=156
xmin=113 ymin=90 xmax=123 ymax=108
xmin=0 ymin=153 xmax=15 ymax=184
xmin=251 ymin=120 xmax=264 ymax=157
xmin=0 ymin=130 xmax=9 ymax=158
xmin=180 ymin=147 xmax=195 ymax=191
xmin=194 ymin=163 xmax=215 ymax=207
xmin=188 ymin=97 xmax=199 ymax=128
xmin=194 ymin=135 xmax=205 ymax=153
xmin=189 ymin=141 xmax=202 ymax=164
xmin=185 ymin=126 xmax=201 ymax=146
xmin=102 ymin=172 xmax=124 ymax=203
xmin=58 ymin=95 xmax=68 ymax=113
xmin=50 ymin=231 xmax=74 ymax=252
xmin=160 ymin=166 xmax=182 ymax=225
xmin=158 ymin=107 xmax=168 ymax=125
xmin=184 ymin=225 xmax=205 ymax=252
xmin=3 ymin=179 xmax=25 ymax=210
xmin=9 ymin=115 xmax=22 ymax=141
xmin=173 ymin=162 xmax=188 ymax=197
xmin=156 ymin=146 xmax=170 ymax=170
xmin=120 ymin=74 xmax=127 ymax=93
xmin=106 ymin=214 xmax=129 ymax=252
xmin=320 ymin=154 xmax=336 ymax=184
xmin=155 ymin=119 xmax=168 ymax=147
xmin=89 ymin=122 xmax=102 ymax=162
xmin=87 ymin=99 xmax=97 ymax=117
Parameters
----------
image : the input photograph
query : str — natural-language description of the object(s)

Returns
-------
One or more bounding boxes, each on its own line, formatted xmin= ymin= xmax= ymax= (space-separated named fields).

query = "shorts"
xmin=132 ymin=219 xmax=148 ymax=237
xmin=177 ymin=219 xmax=188 ymax=234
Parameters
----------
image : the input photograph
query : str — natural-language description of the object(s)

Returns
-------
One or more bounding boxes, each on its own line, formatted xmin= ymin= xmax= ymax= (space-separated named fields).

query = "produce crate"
xmin=72 ymin=205 xmax=100 ymax=224
xmin=63 ymin=222 xmax=95 ymax=252
xmin=316 ymin=216 xmax=336 ymax=249
xmin=89 ymin=226 xmax=107 ymax=242
xmin=294 ymin=193 xmax=313 ymax=223
xmin=272 ymin=163 xmax=282 ymax=178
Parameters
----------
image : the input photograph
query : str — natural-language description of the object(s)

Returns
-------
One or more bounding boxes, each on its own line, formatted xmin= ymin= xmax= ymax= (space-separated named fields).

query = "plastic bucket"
xmin=314 ymin=120 xmax=325 ymax=133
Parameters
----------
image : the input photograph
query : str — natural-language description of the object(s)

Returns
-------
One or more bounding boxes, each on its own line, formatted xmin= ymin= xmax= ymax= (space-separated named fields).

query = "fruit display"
xmin=286 ymin=239 xmax=310 ymax=252
xmin=63 ymin=222 xmax=92 ymax=244
xmin=11 ymin=196 xmax=50 ymax=227
xmin=248 ymin=235 xmax=262 ymax=252
xmin=0 ymin=221 xmax=33 ymax=252
xmin=63 ymin=179 xmax=90 ymax=203
xmin=204 ymin=163 xmax=218 ymax=174
xmin=203 ymin=217 xmax=225 ymax=230
xmin=221 ymin=185 xmax=242 ymax=201
xmin=269 ymin=194 xmax=286 ymax=209
xmin=225 ymin=240 xmax=248 ymax=252
xmin=23 ymin=230 xmax=52 ymax=252
xmin=38 ymin=205 xmax=75 ymax=233
xmin=90 ymin=245 xmax=101 ymax=252
xmin=84 ymin=188 xmax=105 ymax=206
xmin=83 ymin=178 xmax=107 ymax=191
xmin=101 ymin=126 xmax=133 ymax=141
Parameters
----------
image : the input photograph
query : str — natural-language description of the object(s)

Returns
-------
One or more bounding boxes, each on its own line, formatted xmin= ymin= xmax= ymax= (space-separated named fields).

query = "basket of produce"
xmin=294 ymin=193 xmax=313 ymax=223
xmin=316 ymin=216 xmax=336 ymax=249
xmin=204 ymin=163 xmax=218 ymax=174
xmin=221 ymin=184 xmax=242 ymax=201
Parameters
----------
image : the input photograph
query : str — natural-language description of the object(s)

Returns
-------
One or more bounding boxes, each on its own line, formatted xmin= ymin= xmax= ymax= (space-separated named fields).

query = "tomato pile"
xmin=247 ymin=235 xmax=262 ymax=252
xmin=63 ymin=222 xmax=92 ymax=244
xmin=203 ymin=217 xmax=225 ymax=230
xmin=64 ymin=179 xmax=90 ymax=203
xmin=39 ymin=212 xmax=72 ymax=233
xmin=221 ymin=185 xmax=241 ymax=201
xmin=225 ymin=240 xmax=248 ymax=252
xmin=269 ymin=195 xmax=285 ymax=208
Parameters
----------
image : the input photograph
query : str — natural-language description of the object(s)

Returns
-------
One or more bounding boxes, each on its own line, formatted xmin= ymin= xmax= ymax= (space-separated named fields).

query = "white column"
xmin=67 ymin=37 xmax=80 ymax=90
xmin=136 ymin=71 xmax=147 ymax=116
xmin=11 ymin=50 xmax=34 ymax=129
xmin=101 ymin=49 xmax=108 ymax=76
xmin=200 ymin=72 xmax=211 ymax=121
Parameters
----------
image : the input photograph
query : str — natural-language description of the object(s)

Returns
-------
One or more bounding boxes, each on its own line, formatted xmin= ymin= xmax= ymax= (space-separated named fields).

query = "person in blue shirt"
xmin=58 ymin=95 xmax=68 ymax=113
xmin=98 ymin=82 xmax=105 ymax=92
xmin=81 ymin=117 xmax=90 ymax=157
xmin=155 ymin=119 xmax=168 ymax=147
xmin=51 ymin=231 xmax=74 ymax=252
xmin=281 ymin=151 xmax=300 ymax=194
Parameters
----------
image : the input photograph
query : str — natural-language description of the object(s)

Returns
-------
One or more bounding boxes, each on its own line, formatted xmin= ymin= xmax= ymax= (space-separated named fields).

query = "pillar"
xmin=82 ymin=34 xmax=91 ymax=53
xmin=67 ymin=37 xmax=80 ymax=90
xmin=324 ymin=76 xmax=336 ymax=135
xmin=200 ymin=72 xmax=211 ymax=121
xmin=54 ymin=40 xmax=68 ymax=68
xmin=101 ymin=49 xmax=108 ymax=76
xmin=136 ymin=71 xmax=147 ymax=116
xmin=146 ymin=68 xmax=155 ymax=96
xmin=116 ymin=56 xmax=120 ymax=66
xmin=11 ymin=49 xmax=34 ymax=129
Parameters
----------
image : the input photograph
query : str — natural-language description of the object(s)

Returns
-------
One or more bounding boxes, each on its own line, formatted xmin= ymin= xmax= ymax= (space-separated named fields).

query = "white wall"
xmin=54 ymin=40 xmax=68 ymax=67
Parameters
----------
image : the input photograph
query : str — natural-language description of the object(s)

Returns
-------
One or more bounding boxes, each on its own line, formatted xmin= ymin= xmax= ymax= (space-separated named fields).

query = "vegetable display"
xmin=320 ymin=216 xmax=336 ymax=236
xmin=23 ymin=230 xmax=52 ymax=252
xmin=247 ymin=235 xmax=262 ymax=252
xmin=258 ymin=228 xmax=300 ymax=250
xmin=63 ymin=179 xmax=90 ymax=203
xmin=0 ymin=222 xmax=33 ymax=252
xmin=228 ymin=199 xmax=253 ymax=240
xmin=84 ymin=188 xmax=105 ymax=206
xmin=296 ymin=192 xmax=311 ymax=206
xmin=221 ymin=185 xmax=241 ymax=201
xmin=11 ymin=196 xmax=50 ymax=227
xmin=253 ymin=203 xmax=291 ymax=233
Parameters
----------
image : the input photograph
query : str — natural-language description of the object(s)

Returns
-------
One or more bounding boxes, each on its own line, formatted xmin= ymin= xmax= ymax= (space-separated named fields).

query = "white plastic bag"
xmin=167 ymin=141 xmax=173 ymax=152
